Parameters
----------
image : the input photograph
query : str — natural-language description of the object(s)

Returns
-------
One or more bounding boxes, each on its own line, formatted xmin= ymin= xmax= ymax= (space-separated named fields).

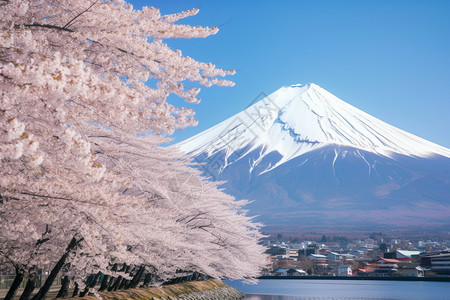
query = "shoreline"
xmin=258 ymin=275 xmax=450 ymax=282
xmin=0 ymin=279 xmax=245 ymax=300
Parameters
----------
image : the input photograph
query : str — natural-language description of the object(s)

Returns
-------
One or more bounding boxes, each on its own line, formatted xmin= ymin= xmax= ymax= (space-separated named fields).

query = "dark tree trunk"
xmin=118 ymin=265 xmax=130 ymax=290
xmin=118 ymin=279 xmax=129 ymax=290
xmin=122 ymin=266 xmax=136 ymax=290
xmin=128 ymin=266 xmax=145 ymax=289
xmin=4 ymin=270 xmax=24 ymax=300
xmin=141 ymin=272 xmax=153 ymax=287
xmin=117 ymin=265 xmax=130 ymax=291
xmin=98 ymin=274 xmax=109 ymax=292
xmin=72 ymin=282 xmax=79 ymax=298
xmin=19 ymin=273 xmax=38 ymax=300
xmin=109 ymin=275 xmax=123 ymax=291
xmin=79 ymin=272 xmax=101 ymax=297
xmin=56 ymin=276 xmax=70 ymax=298
xmin=106 ymin=275 xmax=116 ymax=291
xmin=31 ymin=236 xmax=83 ymax=300
xmin=108 ymin=264 xmax=126 ymax=291
xmin=116 ymin=265 xmax=129 ymax=290
xmin=100 ymin=263 xmax=117 ymax=291
xmin=78 ymin=274 xmax=93 ymax=297
xmin=88 ymin=273 xmax=101 ymax=295
xmin=192 ymin=271 xmax=199 ymax=281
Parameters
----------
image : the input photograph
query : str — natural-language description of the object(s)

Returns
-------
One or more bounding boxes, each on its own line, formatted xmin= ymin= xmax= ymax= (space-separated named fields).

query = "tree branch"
xmin=62 ymin=0 xmax=100 ymax=30
xmin=24 ymin=23 xmax=74 ymax=32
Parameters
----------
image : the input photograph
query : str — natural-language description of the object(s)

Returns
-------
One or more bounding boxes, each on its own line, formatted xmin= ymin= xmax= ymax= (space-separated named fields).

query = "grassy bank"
xmin=57 ymin=279 xmax=233 ymax=299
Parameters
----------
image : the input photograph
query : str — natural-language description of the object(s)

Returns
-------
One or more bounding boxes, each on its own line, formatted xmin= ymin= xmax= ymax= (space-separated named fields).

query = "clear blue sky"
xmin=131 ymin=0 xmax=450 ymax=148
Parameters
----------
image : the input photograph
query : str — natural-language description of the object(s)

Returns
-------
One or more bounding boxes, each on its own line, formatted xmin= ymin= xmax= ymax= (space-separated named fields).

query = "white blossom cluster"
xmin=0 ymin=0 xmax=266 ymax=297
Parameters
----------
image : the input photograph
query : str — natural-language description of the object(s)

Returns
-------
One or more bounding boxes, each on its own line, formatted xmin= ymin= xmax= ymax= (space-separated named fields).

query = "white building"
xmin=400 ymin=265 xmax=425 ymax=277
xmin=273 ymin=268 xmax=289 ymax=276
xmin=396 ymin=250 xmax=421 ymax=262
xmin=287 ymin=269 xmax=307 ymax=276
xmin=338 ymin=265 xmax=352 ymax=276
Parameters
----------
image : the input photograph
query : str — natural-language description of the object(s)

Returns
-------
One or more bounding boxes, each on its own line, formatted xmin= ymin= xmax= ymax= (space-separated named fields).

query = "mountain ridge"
xmin=176 ymin=83 xmax=450 ymax=231
xmin=178 ymin=83 xmax=449 ymax=178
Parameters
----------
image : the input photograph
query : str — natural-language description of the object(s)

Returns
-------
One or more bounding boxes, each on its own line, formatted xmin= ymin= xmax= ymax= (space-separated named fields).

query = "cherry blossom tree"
xmin=0 ymin=0 xmax=266 ymax=298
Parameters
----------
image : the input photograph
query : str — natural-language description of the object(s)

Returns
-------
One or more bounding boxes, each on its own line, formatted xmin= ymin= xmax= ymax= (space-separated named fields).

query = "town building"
xmin=327 ymin=252 xmax=355 ymax=262
xmin=375 ymin=258 xmax=400 ymax=274
xmin=421 ymin=252 xmax=450 ymax=275
xmin=287 ymin=269 xmax=307 ymax=276
xmin=266 ymin=245 xmax=288 ymax=256
xmin=395 ymin=250 xmax=421 ymax=262
xmin=272 ymin=268 xmax=289 ymax=276
xmin=298 ymin=244 xmax=319 ymax=256
xmin=399 ymin=265 xmax=425 ymax=277
xmin=288 ymin=249 xmax=300 ymax=260
xmin=308 ymin=254 xmax=328 ymax=268
xmin=338 ymin=265 xmax=352 ymax=276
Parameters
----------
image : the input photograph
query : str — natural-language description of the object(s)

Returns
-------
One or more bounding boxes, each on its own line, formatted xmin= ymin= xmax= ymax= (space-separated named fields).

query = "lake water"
xmin=225 ymin=279 xmax=450 ymax=300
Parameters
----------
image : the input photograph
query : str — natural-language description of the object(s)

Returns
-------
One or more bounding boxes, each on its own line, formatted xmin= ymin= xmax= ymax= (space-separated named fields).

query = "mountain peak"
xmin=289 ymin=83 xmax=313 ymax=87
xmin=289 ymin=82 xmax=322 ymax=89
xmin=177 ymin=84 xmax=450 ymax=175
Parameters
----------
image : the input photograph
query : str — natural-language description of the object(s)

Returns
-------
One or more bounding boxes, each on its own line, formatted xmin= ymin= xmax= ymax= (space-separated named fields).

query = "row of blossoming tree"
xmin=0 ymin=1 xmax=267 ymax=299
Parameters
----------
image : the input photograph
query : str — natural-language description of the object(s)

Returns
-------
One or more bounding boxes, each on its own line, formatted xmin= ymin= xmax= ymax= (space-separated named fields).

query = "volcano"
xmin=176 ymin=83 xmax=450 ymax=232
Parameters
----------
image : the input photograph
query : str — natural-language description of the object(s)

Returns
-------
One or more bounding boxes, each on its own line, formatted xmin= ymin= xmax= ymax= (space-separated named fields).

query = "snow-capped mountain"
xmin=177 ymin=83 xmax=450 ymax=231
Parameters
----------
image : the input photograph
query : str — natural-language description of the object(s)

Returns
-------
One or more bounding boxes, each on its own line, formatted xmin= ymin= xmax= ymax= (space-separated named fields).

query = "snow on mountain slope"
xmin=175 ymin=83 xmax=450 ymax=231
xmin=178 ymin=83 xmax=450 ymax=176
